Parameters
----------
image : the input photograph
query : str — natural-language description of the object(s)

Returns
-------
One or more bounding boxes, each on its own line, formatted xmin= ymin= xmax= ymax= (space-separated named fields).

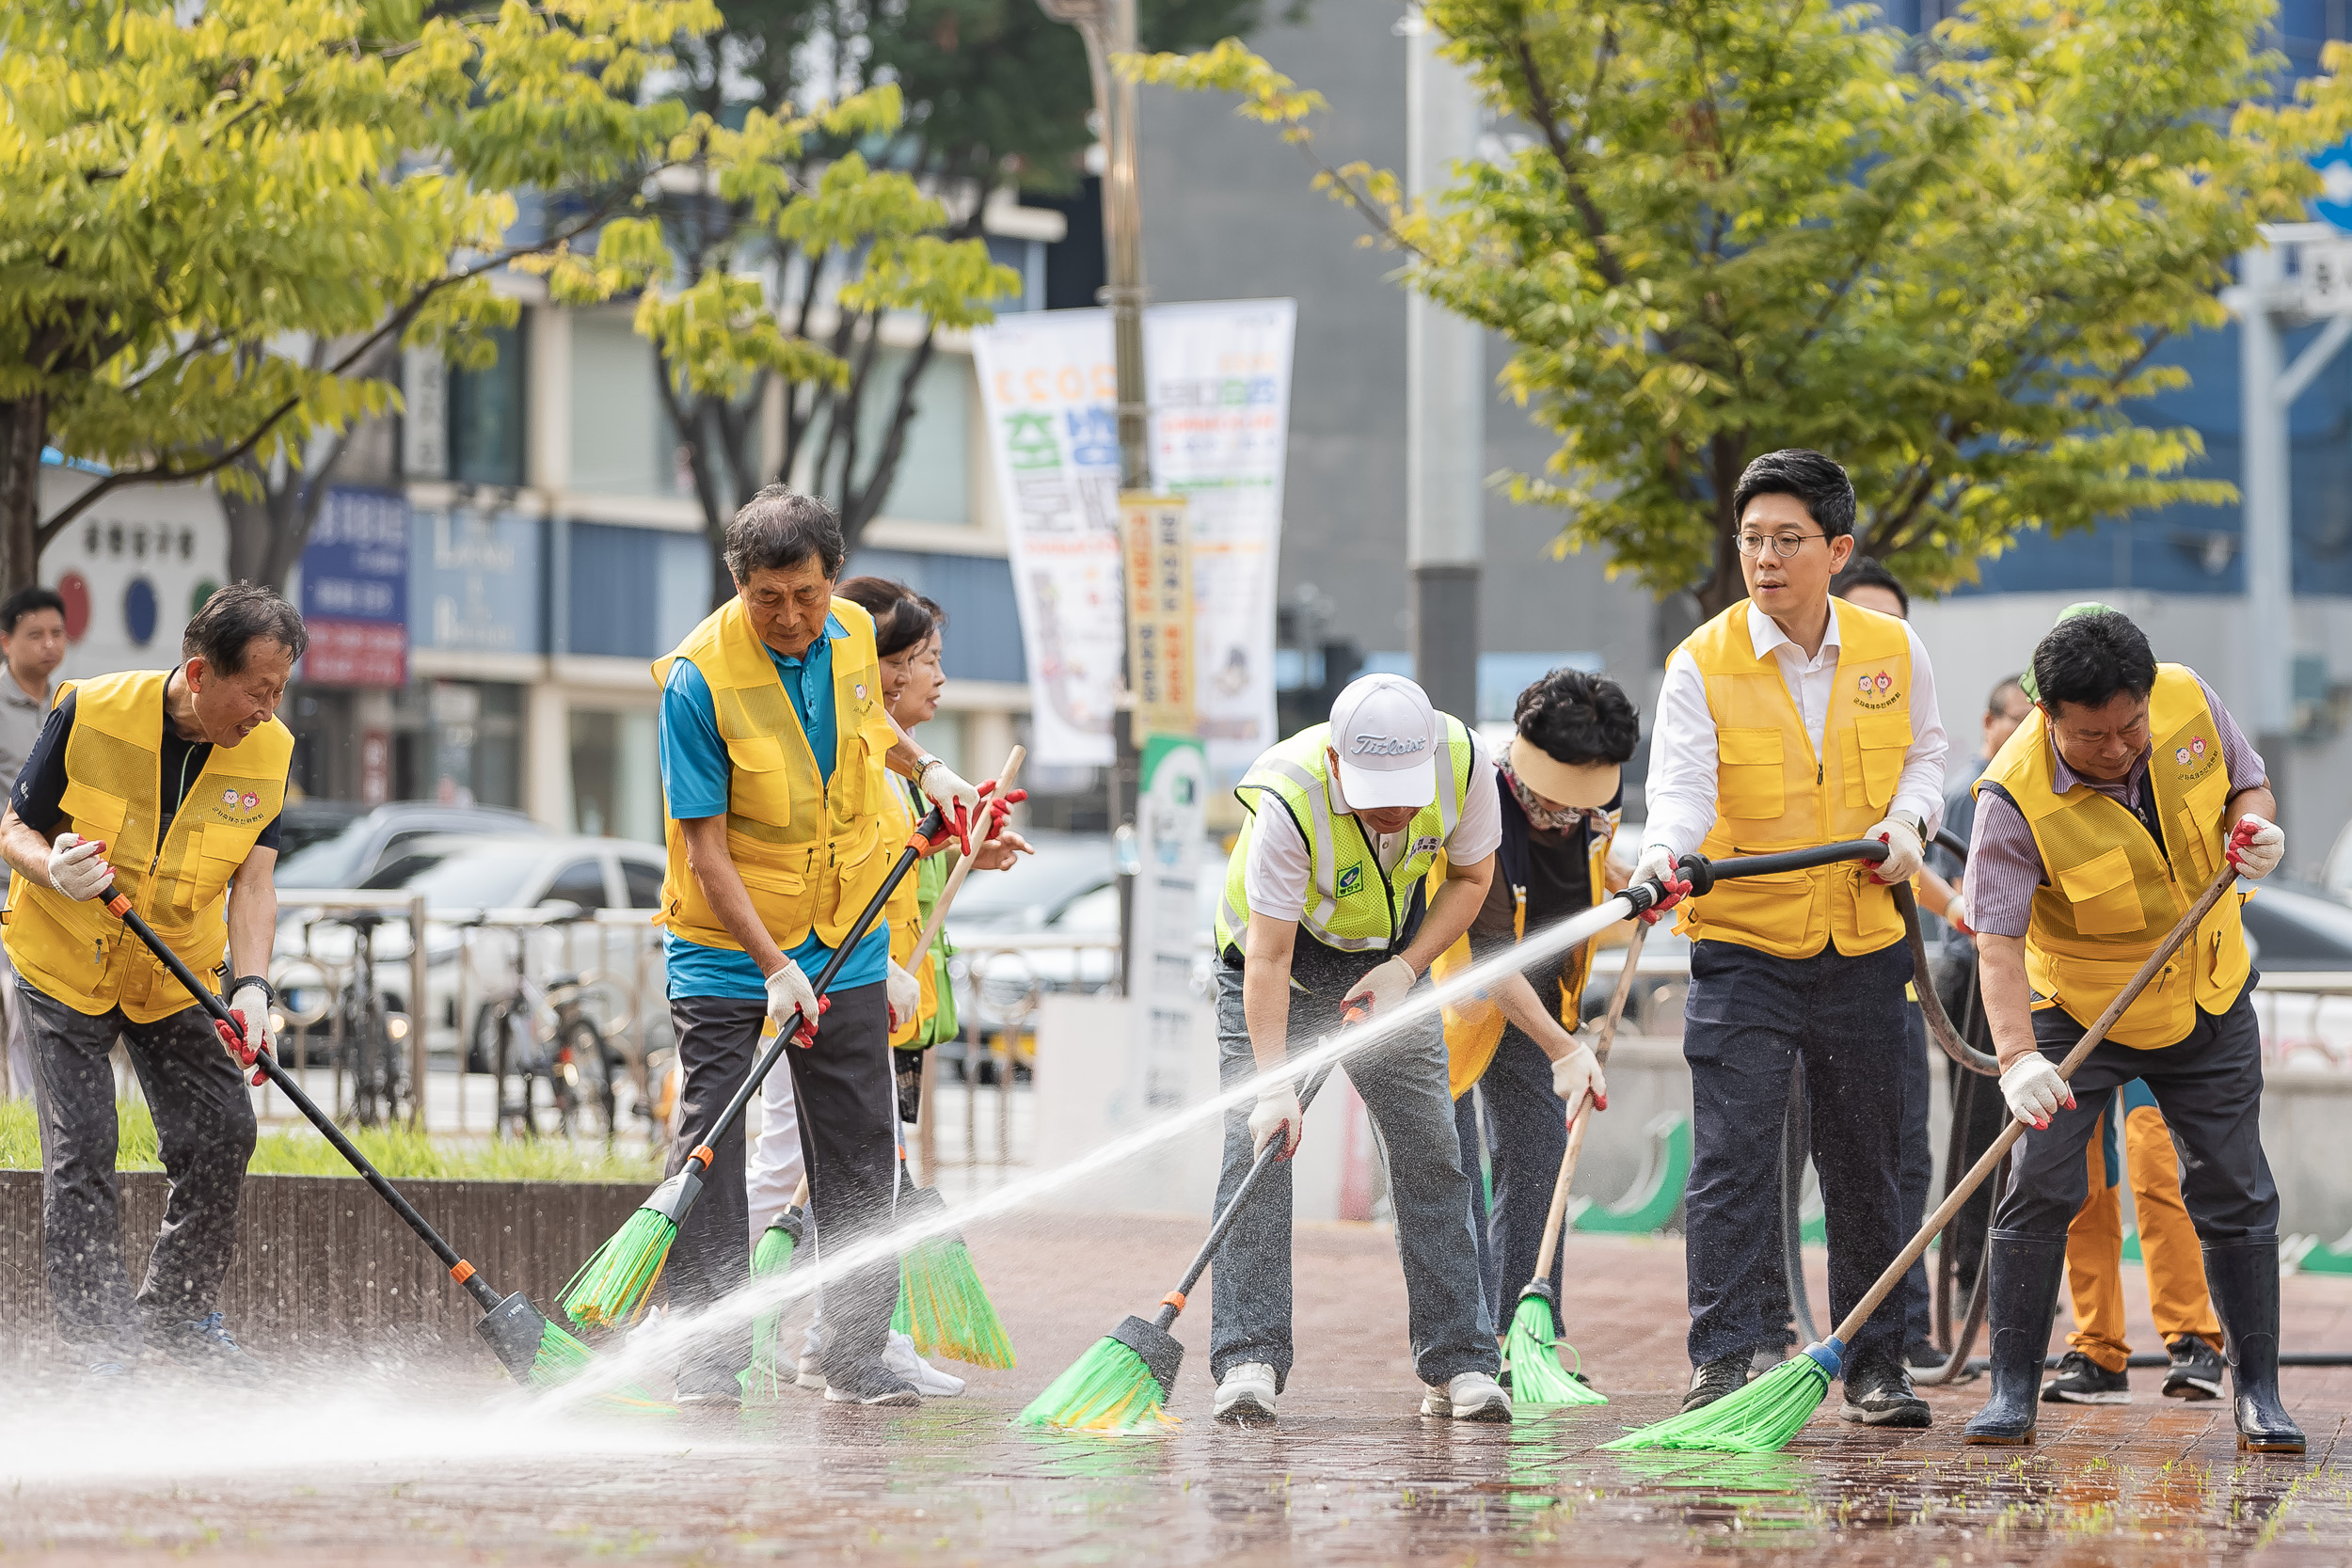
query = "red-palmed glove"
xmin=2228 ymin=815 xmax=2283 ymax=880
xmin=1630 ymin=844 xmax=1692 ymax=927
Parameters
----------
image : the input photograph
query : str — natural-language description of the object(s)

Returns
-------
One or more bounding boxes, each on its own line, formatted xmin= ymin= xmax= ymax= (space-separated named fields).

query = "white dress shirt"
xmin=1244 ymin=731 xmax=1503 ymax=922
xmin=1643 ymin=601 xmax=1947 ymax=860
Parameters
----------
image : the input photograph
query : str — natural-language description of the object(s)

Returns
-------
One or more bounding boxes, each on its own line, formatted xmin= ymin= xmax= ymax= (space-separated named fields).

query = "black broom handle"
xmin=103 ymin=890 xmax=505 ymax=1315
xmin=681 ymin=806 xmax=947 ymax=1176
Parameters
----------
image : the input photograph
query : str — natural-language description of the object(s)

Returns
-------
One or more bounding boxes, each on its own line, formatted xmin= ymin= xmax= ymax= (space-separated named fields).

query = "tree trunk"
xmin=0 ymin=393 xmax=48 ymax=595
xmin=1693 ymin=434 xmax=1750 ymax=617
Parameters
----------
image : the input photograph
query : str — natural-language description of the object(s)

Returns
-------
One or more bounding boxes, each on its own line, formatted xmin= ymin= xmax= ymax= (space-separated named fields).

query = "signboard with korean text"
xmin=299 ymin=487 xmax=409 ymax=688
xmin=1120 ymin=493 xmax=1195 ymax=738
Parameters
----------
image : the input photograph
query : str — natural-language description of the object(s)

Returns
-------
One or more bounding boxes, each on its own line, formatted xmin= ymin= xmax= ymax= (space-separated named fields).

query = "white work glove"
xmin=915 ymin=758 xmax=982 ymax=853
xmin=885 ymin=958 xmax=920 ymax=1033
xmin=1340 ymin=955 xmax=1416 ymax=1020
xmin=1629 ymin=843 xmax=1691 ymax=926
xmin=45 ymin=832 xmax=113 ymax=902
xmin=1549 ymin=1041 xmax=1608 ymax=1115
xmin=1998 ymin=1053 xmax=2074 ymax=1130
xmin=1867 ymin=817 xmax=1924 ymax=884
xmin=226 ymin=981 xmax=273 ymax=1085
xmin=1249 ymin=1080 xmax=1305 ymax=1160
xmin=1945 ymin=893 xmax=1974 ymax=938
xmin=2229 ymin=814 xmax=2284 ymax=880
xmin=764 ymin=958 xmax=823 ymax=1046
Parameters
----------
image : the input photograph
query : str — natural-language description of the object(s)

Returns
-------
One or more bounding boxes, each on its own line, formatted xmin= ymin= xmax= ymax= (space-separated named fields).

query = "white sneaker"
xmin=885 ymin=1330 xmax=966 ymax=1398
xmin=1422 ymin=1370 xmax=1512 ymax=1422
xmin=1213 ymin=1361 xmax=1278 ymax=1425
xmin=795 ymin=1321 xmax=828 ymax=1390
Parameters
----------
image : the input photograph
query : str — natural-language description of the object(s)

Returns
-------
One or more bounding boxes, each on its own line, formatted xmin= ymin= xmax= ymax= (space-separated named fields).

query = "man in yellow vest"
xmin=0 ymin=584 xmax=304 ymax=1381
xmin=1635 ymin=449 xmax=1948 ymax=1426
xmin=653 ymin=487 xmax=980 ymax=1411
xmin=1960 ymin=608 xmax=2296 ymax=1450
xmin=1209 ymin=673 xmax=1540 ymax=1424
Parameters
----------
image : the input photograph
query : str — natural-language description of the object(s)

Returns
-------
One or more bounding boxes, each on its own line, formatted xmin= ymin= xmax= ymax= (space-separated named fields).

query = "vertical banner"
xmin=1131 ymin=736 xmax=1207 ymax=1108
xmin=974 ymin=301 xmax=1294 ymax=772
xmin=1120 ymin=493 xmax=1195 ymax=738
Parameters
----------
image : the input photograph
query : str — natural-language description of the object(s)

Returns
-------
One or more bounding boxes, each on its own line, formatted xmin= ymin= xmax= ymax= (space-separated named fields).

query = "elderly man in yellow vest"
xmin=0 ymin=585 xmax=303 ymax=1382
xmin=1207 ymin=673 xmax=1549 ymax=1425
xmin=1959 ymin=608 xmax=2296 ymax=1452
xmin=1635 ymin=449 xmax=1949 ymax=1427
xmin=652 ymin=486 xmax=980 ymax=1410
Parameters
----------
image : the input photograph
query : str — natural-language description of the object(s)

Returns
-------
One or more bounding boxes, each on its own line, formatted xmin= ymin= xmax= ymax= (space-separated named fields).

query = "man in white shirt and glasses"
xmin=1636 ymin=449 xmax=1948 ymax=1428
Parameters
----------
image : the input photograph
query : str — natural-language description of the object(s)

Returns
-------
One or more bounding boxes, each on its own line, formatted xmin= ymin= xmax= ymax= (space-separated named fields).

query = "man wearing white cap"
xmin=1207 ymin=673 xmax=1517 ymax=1424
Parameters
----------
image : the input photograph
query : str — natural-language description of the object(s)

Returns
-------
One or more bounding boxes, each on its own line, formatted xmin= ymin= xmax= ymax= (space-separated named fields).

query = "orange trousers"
xmin=2064 ymin=1083 xmax=2221 ymax=1371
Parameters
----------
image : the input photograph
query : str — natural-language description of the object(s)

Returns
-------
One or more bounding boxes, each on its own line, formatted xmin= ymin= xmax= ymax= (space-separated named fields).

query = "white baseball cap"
xmin=1328 ymin=673 xmax=1440 ymax=810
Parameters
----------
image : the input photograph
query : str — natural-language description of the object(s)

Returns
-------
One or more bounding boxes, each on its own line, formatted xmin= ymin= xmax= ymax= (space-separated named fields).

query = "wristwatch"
xmin=228 ymin=974 xmax=277 ymax=1006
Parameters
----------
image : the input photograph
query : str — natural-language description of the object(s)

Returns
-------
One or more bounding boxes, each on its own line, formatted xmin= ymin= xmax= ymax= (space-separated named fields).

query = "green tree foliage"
xmin=1134 ymin=1 xmax=2346 ymax=610
xmin=641 ymin=0 xmax=1298 ymax=605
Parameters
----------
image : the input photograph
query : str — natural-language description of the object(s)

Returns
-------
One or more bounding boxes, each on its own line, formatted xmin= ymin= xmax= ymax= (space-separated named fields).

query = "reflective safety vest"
xmin=652 ymin=596 xmax=903 ymax=955
xmin=1428 ymin=772 xmax=1613 ymax=1098
xmin=4 ymin=670 xmax=293 ymax=1022
xmin=1674 ymin=599 xmax=1913 ymax=959
xmin=1214 ymin=717 xmax=1477 ymax=968
xmin=888 ymin=775 xmax=954 ymax=1049
xmin=1979 ymin=664 xmax=2250 ymax=1049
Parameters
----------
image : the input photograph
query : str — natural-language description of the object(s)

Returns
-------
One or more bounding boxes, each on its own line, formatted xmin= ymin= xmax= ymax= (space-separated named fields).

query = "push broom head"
xmin=1502 ymin=1282 xmax=1607 ymax=1407
xmin=561 ymin=1167 xmax=702 ymax=1330
xmin=478 ymin=1290 xmax=675 ymax=1414
xmin=1602 ymin=1338 xmax=1840 ymax=1453
xmin=1015 ymin=1314 xmax=1182 ymax=1433
xmin=895 ymin=1187 xmax=1016 ymax=1369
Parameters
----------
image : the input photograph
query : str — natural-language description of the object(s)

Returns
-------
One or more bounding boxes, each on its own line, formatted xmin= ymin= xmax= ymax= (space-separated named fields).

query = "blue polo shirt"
xmin=659 ymin=613 xmax=888 ymax=1001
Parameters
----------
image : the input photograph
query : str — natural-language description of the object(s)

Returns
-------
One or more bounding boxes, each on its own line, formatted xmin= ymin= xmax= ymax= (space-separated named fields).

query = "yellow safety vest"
xmin=1675 ymin=598 xmax=1913 ymax=959
xmin=882 ymin=775 xmax=926 ymax=1047
xmin=1427 ymin=803 xmax=1612 ymax=1099
xmin=4 ymin=670 xmax=293 ymax=1022
xmin=1979 ymin=665 xmax=2251 ymax=1049
xmin=1214 ymin=717 xmax=1476 ymax=959
xmin=652 ymin=596 xmax=903 ymax=955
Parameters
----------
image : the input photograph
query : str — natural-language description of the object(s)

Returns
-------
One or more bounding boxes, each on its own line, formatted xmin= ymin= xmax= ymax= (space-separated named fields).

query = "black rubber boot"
xmin=1963 ymin=1230 xmax=2068 ymax=1446
xmin=2202 ymin=1236 xmax=2305 ymax=1455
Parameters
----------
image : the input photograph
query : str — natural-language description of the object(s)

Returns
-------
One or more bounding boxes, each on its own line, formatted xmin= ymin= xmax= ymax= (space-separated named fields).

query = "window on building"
xmin=842 ymin=350 xmax=972 ymax=527
xmin=446 ymin=321 xmax=528 ymax=487
xmin=570 ymin=707 xmax=661 ymax=843
xmin=569 ymin=313 xmax=691 ymax=499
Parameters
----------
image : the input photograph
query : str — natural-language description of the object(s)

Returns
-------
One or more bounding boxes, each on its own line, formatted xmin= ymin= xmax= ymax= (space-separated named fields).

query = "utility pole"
xmin=1040 ymin=0 xmax=1150 ymax=992
xmin=1406 ymin=16 xmax=1484 ymax=721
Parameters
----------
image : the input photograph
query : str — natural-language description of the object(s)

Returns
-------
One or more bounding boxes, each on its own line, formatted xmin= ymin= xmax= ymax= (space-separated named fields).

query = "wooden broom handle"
xmin=904 ymin=746 xmax=1025 ymax=974
xmin=1826 ymin=862 xmax=2240 ymax=1350
xmin=1530 ymin=919 xmax=1649 ymax=1282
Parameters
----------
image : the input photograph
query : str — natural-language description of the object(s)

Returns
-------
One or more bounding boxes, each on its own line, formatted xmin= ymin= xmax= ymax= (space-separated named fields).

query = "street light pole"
xmin=1041 ymin=0 xmax=1150 ymax=992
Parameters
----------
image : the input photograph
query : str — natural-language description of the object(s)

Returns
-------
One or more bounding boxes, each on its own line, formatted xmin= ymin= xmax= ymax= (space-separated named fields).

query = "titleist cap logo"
xmin=1350 ymin=734 xmax=1428 ymax=757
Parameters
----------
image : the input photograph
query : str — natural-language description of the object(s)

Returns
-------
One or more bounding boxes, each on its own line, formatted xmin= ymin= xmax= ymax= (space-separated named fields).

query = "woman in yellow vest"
xmin=1633 ymin=450 xmax=1950 ymax=1428
xmin=1958 ymin=608 xmax=2297 ymax=1451
xmin=1430 ymin=668 xmax=1637 ymax=1354
xmin=0 ymin=585 xmax=304 ymax=1382
xmin=653 ymin=488 xmax=982 ymax=1411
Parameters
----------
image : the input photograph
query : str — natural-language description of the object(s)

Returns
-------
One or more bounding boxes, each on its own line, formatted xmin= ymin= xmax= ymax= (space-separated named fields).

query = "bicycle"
xmin=329 ymin=909 xmax=408 ymax=1128
xmin=465 ymin=905 xmax=624 ymax=1142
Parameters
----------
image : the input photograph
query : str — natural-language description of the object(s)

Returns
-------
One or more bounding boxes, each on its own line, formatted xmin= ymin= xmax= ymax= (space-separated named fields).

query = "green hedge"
xmin=0 ymin=1098 xmax=660 ymax=1183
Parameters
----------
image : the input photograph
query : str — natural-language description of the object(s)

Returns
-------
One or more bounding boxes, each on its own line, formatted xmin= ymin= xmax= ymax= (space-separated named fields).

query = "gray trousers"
xmin=1208 ymin=962 xmax=1499 ymax=1389
xmin=1994 ymin=980 xmax=2277 ymax=1243
xmin=22 ymin=977 xmax=256 ymax=1350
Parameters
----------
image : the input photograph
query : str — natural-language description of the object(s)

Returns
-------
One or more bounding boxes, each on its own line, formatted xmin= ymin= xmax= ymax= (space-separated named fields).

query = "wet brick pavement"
xmin=8 ymin=1215 xmax=2352 ymax=1565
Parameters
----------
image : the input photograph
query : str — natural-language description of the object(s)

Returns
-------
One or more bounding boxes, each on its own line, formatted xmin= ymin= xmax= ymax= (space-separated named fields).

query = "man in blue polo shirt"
xmin=653 ymin=486 xmax=978 ymax=1409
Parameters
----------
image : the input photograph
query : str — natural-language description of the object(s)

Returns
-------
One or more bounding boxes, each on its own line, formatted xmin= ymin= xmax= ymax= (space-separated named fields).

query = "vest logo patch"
xmin=1410 ymin=835 xmax=1442 ymax=858
xmin=211 ymin=787 xmax=263 ymax=823
xmin=1851 ymin=669 xmax=1903 ymax=711
xmin=1337 ymin=862 xmax=1365 ymax=897
xmin=2172 ymin=734 xmax=2221 ymax=785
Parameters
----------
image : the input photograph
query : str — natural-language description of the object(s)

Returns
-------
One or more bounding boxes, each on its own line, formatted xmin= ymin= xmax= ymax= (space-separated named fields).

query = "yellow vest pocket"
xmin=2057 ymin=846 xmax=2145 ymax=938
xmin=1718 ymin=728 xmax=1785 ymax=819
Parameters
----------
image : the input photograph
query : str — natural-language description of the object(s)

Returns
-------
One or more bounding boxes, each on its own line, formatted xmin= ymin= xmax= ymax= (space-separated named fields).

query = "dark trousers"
xmin=22 ymin=978 xmax=256 ymax=1349
xmin=1682 ymin=937 xmax=1913 ymax=1373
xmin=1992 ymin=982 xmax=2276 ymax=1243
xmin=667 ymin=982 xmax=898 ymax=1395
xmin=1935 ymin=944 xmax=2007 ymax=1294
xmin=1894 ymin=1002 xmax=1932 ymax=1345
xmin=1456 ymin=1027 xmax=1568 ymax=1332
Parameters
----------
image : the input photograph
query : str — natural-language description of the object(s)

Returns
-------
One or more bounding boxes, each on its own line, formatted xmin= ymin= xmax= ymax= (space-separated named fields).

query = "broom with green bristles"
xmin=103 ymin=886 xmax=663 ymax=1408
xmin=744 ymin=1200 xmax=807 ymax=1398
xmin=1604 ymin=857 xmax=2238 ymax=1454
xmin=1017 ymin=1043 xmax=1344 ymax=1433
xmin=1505 ymin=922 xmax=1649 ymax=1408
xmin=563 ymin=803 xmax=955 ymax=1331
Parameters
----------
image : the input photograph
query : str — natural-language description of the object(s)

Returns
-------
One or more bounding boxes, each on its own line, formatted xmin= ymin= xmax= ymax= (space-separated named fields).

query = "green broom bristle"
xmin=1014 ymin=1337 xmax=1174 ymax=1433
xmin=899 ymin=1234 xmax=1016 ymax=1369
xmin=1602 ymin=1348 xmax=1832 ymax=1453
xmin=560 ymin=1206 xmax=677 ymax=1330
xmin=1502 ymin=1292 xmax=1607 ymax=1407
xmin=528 ymin=1318 xmax=677 ymax=1415
xmin=745 ymin=1221 xmax=800 ymax=1400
